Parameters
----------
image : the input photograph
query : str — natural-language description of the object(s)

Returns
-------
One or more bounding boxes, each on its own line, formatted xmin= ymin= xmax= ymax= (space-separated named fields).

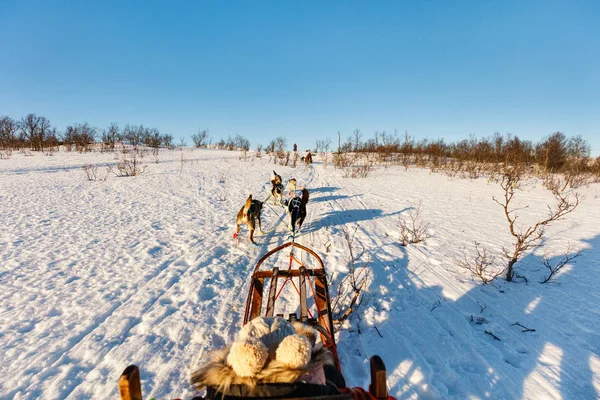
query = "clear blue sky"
xmin=1 ymin=1 xmax=599 ymax=155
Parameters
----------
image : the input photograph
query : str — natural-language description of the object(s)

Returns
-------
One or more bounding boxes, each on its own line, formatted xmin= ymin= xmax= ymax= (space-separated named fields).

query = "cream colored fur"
xmin=190 ymin=319 xmax=334 ymax=394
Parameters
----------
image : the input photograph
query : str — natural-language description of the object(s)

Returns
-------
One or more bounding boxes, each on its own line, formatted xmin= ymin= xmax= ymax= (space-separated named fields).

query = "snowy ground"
xmin=1 ymin=149 xmax=599 ymax=399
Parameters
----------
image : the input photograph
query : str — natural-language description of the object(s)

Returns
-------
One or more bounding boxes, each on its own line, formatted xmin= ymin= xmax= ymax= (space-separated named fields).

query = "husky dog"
xmin=287 ymin=178 xmax=297 ymax=198
xmin=287 ymin=188 xmax=309 ymax=234
xmin=234 ymin=194 xmax=263 ymax=244
xmin=270 ymin=170 xmax=284 ymax=205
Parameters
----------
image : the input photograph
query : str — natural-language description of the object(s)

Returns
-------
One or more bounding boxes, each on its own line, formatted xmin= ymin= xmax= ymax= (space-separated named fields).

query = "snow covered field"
xmin=1 ymin=149 xmax=599 ymax=399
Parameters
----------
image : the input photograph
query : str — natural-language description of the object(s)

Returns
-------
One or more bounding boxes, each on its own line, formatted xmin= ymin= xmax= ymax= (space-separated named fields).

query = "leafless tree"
xmin=123 ymin=124 xmax=145 ymax=151
xmin=353 ymin=129 xmax=363 ymax=152
xmin=192 ymin=129 xmax=209 ymax=148
xmin=540 ymin=244 xmax=583 ymax=284
xmin=20 ymin=113 xmax=52 ymax=151
xmin=163 ymin=133 xmax=174 ymax=150
xmin=0 ymin=116 xmax=19 ymax=150
xmin=332 ymin=227 xmax=370 ymax=328
xmin=492 ymin=166 xmax=581 ymax=281
xmin=101 ymin=123 xmax=120 ymax=151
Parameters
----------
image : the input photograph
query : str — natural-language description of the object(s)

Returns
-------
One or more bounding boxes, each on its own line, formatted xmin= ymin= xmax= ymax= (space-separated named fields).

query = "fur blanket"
xmin=190 ymin=322 xmax=335 ymax=395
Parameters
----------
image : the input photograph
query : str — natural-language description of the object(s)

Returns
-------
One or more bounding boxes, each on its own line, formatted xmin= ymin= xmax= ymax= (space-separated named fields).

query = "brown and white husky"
xmin=234 ymin=194 xmax=263 ymax=244
xmin=270 ymin=170 xmax=284 ymax=205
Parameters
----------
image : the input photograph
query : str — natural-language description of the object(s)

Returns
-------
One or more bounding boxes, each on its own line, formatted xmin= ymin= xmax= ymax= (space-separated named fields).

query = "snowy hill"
xmin=1 ymin=149 xmax=599 ymax=399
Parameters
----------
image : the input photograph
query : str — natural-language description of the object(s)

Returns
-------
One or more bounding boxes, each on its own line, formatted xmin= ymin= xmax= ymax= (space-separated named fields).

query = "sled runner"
xmin=119 ymin=242 xmax=392 ymax=400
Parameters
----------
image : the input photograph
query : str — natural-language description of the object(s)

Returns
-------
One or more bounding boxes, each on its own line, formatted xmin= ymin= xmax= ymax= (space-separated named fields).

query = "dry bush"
xmin=493 ymin=166 xmax=581 ymax=281
xmin=218 ymin=170 xmax=227 ymax=183
xmin=343 ymin=161 xmax=373 ymax=178
xmin=454 ymin=241 xmax=504 ymax=284
xmin=112 ymin=153 xmax=147 ymax=177
xmin=398 ymin=200 xmax=430 ymax=246
xmin=0 ymin=149 xmax=11 ymax=159
xmin=83 ymin=164 xmax=109 ymax=181
xmin=333 ymin=152 xmax=354 ymax=169
xmin=540 ymin=244 xmax=583 ymax=284
xmin=332 ymin=227 xmax=370 ymax=328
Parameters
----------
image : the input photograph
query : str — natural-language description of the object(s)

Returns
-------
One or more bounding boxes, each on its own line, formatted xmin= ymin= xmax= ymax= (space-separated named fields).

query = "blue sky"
xmin=1 ymin=1 xmax=599 ymax=154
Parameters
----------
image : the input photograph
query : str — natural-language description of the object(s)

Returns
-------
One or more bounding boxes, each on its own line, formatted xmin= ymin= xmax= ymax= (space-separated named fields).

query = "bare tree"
xmin=492 ymin=166 xmax=581 ymax=281
xmin=0 ymin=116 xmax=19 ymax=150
xmin=101 ymin=123 xmax=120 ymax=151
xmin=145 ymin=128 xmax=162 ymax=155
xmin=20 ymin=113 xmax=52 ymax=151
xmin=332 ymin=227 xmax=370 ymax=327
xmin=62 ymin=123 xmax=96 ymax=152
xmin=540 ymin=245 xmax=583 ymax=284
xmin=353 ymin=129 xmax=363 ymax=152
xmin=162 ymin=133 xmax=174 ymax=150
xmin=192 ymin=129 xmax=209 ymax=148
xmin=123 ymin=124 xmax=145 ymax=151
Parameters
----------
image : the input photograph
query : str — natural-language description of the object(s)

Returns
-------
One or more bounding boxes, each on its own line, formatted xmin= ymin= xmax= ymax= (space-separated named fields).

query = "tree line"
xmin=0 ymin=114 xmax=178 ymax=153
xmin=319 ymin=129 xmax=597 ymax=176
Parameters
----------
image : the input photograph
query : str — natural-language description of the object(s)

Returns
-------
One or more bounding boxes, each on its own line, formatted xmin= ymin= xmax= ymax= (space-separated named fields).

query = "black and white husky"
xmin=286 ymin=188 xmax=309 ymax=234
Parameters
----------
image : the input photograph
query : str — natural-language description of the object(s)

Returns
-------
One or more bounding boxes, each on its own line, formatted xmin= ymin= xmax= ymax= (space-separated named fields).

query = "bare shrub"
xmin=218 ymin=170 xmax=227 ymax=183
xmin=83 ymin=164 xmax=109 ymax=181
xmin=333 ymin=152 xmax=354 ymax=169
xmin=112 ymin=153 xmax=147 ymax=177
xmin=332 ymin=227 xmax=370 ymax=328
xmin=350 ymin=163 xmax=373 ymax=178
xmin=454 ymin=241 xmax=504 ymax=284
xmin=540 ymin=244 xmax=583 ymax=284
xmin=398 ymin=200 xmax=430 ymax=245
xmin=0 ymin=150 xmax=11 ymax=159
xmin=493 ymin=166 xmax=581 ymax=281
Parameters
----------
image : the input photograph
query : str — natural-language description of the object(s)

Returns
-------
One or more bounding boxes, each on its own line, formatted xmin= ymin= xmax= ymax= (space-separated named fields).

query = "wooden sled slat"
xmin=119 ymin=365 xmax=142 ymax=400
xmin=369 ymin=355 xmax=388 ymax=400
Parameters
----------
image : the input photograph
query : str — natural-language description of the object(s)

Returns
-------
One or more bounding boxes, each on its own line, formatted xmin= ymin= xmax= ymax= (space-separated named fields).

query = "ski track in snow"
xmin=1 ymin=149 xmax=600 ymax=399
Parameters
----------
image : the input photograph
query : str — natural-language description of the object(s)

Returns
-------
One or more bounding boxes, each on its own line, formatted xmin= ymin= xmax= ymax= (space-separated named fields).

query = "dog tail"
xmin=301 ymin=188 xmax=309 ymax=206
xmin=243 ymin=194 xmax=253 ymax=214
